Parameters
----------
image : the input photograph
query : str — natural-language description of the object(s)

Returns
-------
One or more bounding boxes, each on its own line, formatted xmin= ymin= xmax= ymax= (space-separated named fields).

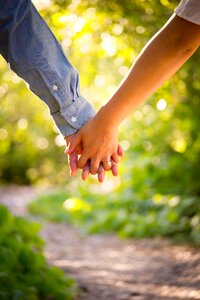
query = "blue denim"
xmin=0 ymin=0 xmax=96 ymax=137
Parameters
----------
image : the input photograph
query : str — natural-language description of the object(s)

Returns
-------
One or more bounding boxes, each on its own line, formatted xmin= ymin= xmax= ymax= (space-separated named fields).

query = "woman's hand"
xmin=65 ymin=111 xmax=123 ymax=178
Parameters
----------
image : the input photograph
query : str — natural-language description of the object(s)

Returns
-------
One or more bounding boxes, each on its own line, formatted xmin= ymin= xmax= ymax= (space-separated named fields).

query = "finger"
xmin=64 ymin=134 xmax=74 ymax=147
xmin=68 ymin=151 xmax=78 ymax=176
xmin=98 ymin=163 xmax=105 ymax=183
xmin=117 ymin=144 xmax=124 ymax=157
xmin=112 ymin=152 xmax=120 ymax=164
xmin=76 ymin=144 xmax=83 ymax=155
xmin=89 ymin=158 xmax=101 ymax=175
xmin=82 ymin=161 xmax=90 ymax=181
xmin=64 ymin=133 xmax=81 ymax=154
xmin=111 ymin=159 xmax=118 ymax=177
xmin=102 ymin=159 xmax=112 ymax=171
xmin=77 ymin=153 xmax=89 ymax=169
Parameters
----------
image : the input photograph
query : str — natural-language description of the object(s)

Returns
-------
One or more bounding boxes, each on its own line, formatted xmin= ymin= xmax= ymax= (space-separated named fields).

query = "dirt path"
xmin=0 ymin=185 xmax=200 ymax=300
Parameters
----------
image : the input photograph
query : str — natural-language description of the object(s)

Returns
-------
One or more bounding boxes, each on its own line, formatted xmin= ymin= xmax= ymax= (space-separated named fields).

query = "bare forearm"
xmin=98 ymin=15 xmax=200 ymax=127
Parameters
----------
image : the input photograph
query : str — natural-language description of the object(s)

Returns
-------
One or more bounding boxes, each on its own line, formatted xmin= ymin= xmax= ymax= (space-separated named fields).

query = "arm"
xmin=0 ymin=0 xmax=122 ymax=181
xmin=67 ymin=14 xmax=200 ymax=172
xmin=0 ymin=0 xmax=96 ymax=137
xmin=96 ymin=14 xmax=200 ymax=127
xmin=0 ymin=0 xmax=97 ymax=180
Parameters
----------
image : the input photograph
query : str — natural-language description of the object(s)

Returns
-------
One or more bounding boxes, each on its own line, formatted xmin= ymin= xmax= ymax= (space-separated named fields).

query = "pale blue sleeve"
xmin=0 ymin=0 xmax=96 ymax=137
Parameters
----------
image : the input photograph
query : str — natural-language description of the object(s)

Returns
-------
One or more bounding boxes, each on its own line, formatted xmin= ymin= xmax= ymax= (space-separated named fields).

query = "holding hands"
xmin=64 ymin=107 xmax=124 ymax=183
xmin=64 ymin=14 xmax=200 ymax=183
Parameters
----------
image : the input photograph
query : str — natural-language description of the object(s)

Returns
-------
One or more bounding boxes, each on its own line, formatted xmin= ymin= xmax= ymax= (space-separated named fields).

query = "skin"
xmin=65 ymin=135 xmax=123 ymax=182
xmin=66 ymin=14 xmax=200 ymax=179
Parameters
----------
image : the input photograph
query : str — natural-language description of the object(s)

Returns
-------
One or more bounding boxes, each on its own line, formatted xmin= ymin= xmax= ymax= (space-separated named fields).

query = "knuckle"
xmin=90 ymin=162 xmax=99 ymax=175
xmin=112 ymin=154 xmax=119 ymax=163
xmin=104 ymin=165 xmax=111 ymax=171
xmin=102 ymin=159 xmax=112 ymax=171
xmin=102 ymin=156 xmax=110 ymax=162
xmin=90 ymin=167 xmax=97 ymax=175
xmin=78 ymin=159 xmax=86 ymax=168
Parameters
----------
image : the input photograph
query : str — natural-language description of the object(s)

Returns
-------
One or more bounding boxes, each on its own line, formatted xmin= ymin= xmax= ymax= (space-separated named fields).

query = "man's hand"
xmin=65 ymin=134 xmax=79 ymax=176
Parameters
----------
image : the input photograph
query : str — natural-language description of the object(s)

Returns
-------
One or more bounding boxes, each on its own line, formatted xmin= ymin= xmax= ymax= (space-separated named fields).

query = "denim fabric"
xmin=0 ymin=0 xmax=96 ymax=137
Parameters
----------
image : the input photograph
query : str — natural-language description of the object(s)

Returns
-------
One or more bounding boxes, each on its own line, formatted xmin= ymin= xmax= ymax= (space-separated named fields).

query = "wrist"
xmin=95 ymin=105 xmax=119 ymax=130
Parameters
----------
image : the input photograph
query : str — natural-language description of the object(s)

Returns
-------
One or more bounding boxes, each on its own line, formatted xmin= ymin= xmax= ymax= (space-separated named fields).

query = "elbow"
xmin=172 ymin=34 xmax=199 ymax=60
xmin=0 ymin=2 xmax=21 ymax=30
xmin=163 ymin=15 xmax=200 ymax=59
xmin=181 ymin=44 xmax=198 ymax=57
xmin=174 ymin=20 xmax=200 ymax=57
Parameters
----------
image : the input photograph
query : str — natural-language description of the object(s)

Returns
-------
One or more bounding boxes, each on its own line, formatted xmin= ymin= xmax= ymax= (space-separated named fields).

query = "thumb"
xmin=64 ymin=133 xmax=81 ymax=154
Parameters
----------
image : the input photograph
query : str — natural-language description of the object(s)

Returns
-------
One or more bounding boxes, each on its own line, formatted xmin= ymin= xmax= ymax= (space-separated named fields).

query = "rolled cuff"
xmin=51 ymin=96 xmax=96 ymax=137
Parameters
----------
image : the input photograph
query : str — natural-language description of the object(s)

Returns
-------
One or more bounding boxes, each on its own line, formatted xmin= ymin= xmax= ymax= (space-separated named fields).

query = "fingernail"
xmin=82 ymin=173 xmax=87 ymax=180
xmin=65 ymin=148 xmax=71 ymax=155
xmin=98 ymin=175 xmax=103 ymax=183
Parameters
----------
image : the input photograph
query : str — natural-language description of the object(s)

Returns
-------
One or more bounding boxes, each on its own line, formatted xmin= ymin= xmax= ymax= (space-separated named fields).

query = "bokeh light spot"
xmin=18 ymin=118 xmax=28 ymax=130
xmin=133 ymin=111 xmax=143 ymax=121
xmin=170 ymin=139 xmax=187 ymax=153
xmin=63 ymin=198 xmax=91 ymax=212
xmin=118 ymin=65 xmax=129 ymax=76
xmin=157 ymin=98 xmax=167 ymax=111
xmin=55 ymin=134 xmax=65 ymax=147
xmin=95 ymin=75 xmax=106 ymax=87
xmin=120 ymin=140 xmax=130 ymax=151
xmin=101 ymin=33 xmax=117 ymax=56
xmin=112 ymin=24 xmax=123 ymax=35
xmin=0 ymin=128 xmax=8 ymax=140
xmin=0 ymin=84 xmax=8 ymax=97
xmin=136 ymin=26 xmax=145 ymax=34
xmin=36 ymin=137 xmax=49 ymax=150
xmin=168 ymin=196 xmax=180 ymax=207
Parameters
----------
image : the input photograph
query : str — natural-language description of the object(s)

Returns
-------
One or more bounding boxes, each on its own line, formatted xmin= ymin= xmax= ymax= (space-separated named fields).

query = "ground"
xmin=0 ymin=185 xmax=200 ymax=300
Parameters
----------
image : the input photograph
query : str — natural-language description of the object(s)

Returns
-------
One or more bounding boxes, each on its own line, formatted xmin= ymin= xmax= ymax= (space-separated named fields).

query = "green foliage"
xmin=1 ymin=1 xmax=200 ymax=245
xmin=0 ymin=0 xmax=186 ymax=186
xmin=28 ymin=188 xmax=200 ymax=246
xmin=0 ymin=67 xmax=70 ymax=185
xmin=29 ymin=191 xmax=71 ymax=223
xmin=0 ymin=205 xmax=76 ymax=300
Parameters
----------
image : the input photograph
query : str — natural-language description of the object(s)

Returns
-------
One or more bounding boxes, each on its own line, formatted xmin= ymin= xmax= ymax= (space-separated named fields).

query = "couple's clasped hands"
xmin=64 ymin=107 xmax=123 ymax=182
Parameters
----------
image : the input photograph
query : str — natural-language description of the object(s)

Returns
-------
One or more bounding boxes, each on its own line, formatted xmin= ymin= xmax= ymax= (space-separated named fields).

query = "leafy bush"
xmin=0 ymin=204 xmax=76 ymax=300
xmin=28 ymin=188 xmax=200 ymax=246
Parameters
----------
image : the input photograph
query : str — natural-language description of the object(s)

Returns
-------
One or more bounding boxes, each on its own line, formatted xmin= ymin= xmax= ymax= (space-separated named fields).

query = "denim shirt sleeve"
xmin=0 ymin=0 xmax=96 ymax=137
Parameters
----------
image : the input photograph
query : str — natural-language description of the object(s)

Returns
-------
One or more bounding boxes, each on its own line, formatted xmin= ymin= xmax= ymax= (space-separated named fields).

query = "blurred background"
xmin=0 ymin=0 xmax=200 ymax=244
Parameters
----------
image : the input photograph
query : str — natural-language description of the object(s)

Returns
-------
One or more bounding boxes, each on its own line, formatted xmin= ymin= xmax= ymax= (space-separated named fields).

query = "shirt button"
xmin=53 ymin=84 xmax=58 ymax=91
xmin=71 ymin=116 xmax=77 ymax=123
